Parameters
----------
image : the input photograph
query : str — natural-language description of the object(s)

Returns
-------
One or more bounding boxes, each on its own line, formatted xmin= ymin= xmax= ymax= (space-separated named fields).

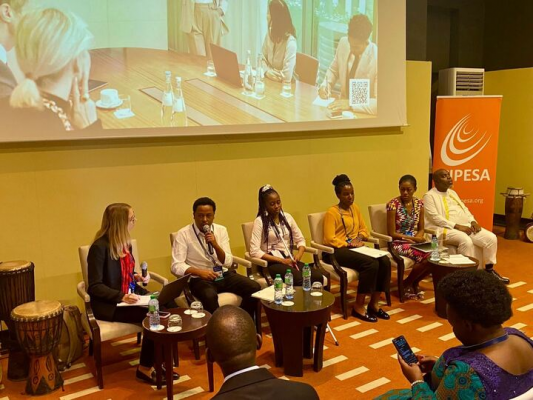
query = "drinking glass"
xmin=254 ymin=80 xmax=265 ymax=99
xmin=439 ymin=248 xmax=450 ymax=263
xmin=114 ymin=94 xmax=133 ymax=119
xmin=205 ymin=60 xmax=216 ymax=77
xmin=280 ymin=79 xmax=292 ymax=98
xmin=311 ymin=282 xmax=323 ymax=297
xmin=167 ymin=314 xmax=182 ymax=332
xmin=191 ymin=301 xmax=205 ymax=319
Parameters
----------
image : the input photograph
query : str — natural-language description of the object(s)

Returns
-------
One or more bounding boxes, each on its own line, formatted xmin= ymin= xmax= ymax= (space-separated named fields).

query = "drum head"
xmin=11 ymin=300 xmax=62 ymax=321
xmin=0 ymin=260 xmax=32 ymax=272
xmin=525 ymin=223 xmax=533 ymax=243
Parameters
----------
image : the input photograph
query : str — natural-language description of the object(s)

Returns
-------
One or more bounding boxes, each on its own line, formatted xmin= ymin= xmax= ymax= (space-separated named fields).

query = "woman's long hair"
xmin=268 ymin=0 xmax=296 ymax=43
xmin=94 ymin=203 xmax=132 ymax=260
xmin=256 ymin=185 xmax=294 ymax=250
xmin=10 ymin=8 xmax=93 ymax=109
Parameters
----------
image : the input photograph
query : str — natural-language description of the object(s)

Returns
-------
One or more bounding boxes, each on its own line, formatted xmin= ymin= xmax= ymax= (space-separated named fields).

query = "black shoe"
xmin=486 ymin=268 xmax=510 ymax=284
xmin=136 ymin=369 xmax=180 ymax=385
xmin=351 ymin=309 xmax=377 ymax=323
xmin=368 ymin=307 xmax=390 ymax=320
xmin=162 ymin=366 xmax=180 ymax=380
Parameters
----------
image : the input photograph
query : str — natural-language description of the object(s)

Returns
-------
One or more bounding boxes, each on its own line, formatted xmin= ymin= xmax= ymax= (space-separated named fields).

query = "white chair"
xmin=241 ymin=221 xmax=329 ymax=290
xmin=308 ymin=212 xmax=389 ymax=319
xmin=77 ymin=239 xmax=168 ymax=389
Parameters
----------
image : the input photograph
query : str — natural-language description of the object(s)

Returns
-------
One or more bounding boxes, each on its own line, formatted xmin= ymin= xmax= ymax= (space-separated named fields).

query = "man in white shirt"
xmin=180 ymin=0 xmax=228 ymax=59
xmin=0 ymin=0 xmax=28 ymax=98
xmin=318 ymin=13 xmax=377 ymax=116
xmin=171 ymin=197 xmax=260 ymax=317
xmin=424 ymin=169 xmax=509 ymax=283
xmin=207 ymin=305 xmax=319 ymax=400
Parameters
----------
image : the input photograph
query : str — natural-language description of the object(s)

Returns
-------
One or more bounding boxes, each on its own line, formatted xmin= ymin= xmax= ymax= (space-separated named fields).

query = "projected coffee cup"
xmin=97 ymin=89 xmax=121 ymax=108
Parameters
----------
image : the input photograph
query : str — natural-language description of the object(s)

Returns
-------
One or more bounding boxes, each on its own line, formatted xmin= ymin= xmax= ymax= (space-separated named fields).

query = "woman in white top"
xmin=250 ymin=185 xmax=323 ymax=285
xmin=262 ymin=0 xmax=297 ymax=82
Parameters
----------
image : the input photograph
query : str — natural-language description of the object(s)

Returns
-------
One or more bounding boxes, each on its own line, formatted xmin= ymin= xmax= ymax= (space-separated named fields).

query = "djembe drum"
xmin=11 ymin=300 xmax=64 ymax=396
xmin=0 ymin=260 xmax=35 ymax=380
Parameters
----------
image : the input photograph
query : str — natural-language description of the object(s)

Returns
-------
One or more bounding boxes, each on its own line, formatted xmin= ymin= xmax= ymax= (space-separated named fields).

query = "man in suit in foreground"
xmin=0 ymin=0 xmax=28 ymax=98
xmin=207 ymin=305 xmax=319 ymax=399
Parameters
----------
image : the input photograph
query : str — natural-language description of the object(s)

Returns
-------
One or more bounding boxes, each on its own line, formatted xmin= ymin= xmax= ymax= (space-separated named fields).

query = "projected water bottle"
xmin=161 ymin=71 xmax=174 ymax=127
xmin=254 ymin=53 xmax=265 ymax=99
xmin=172 ymin=76 xmax=187 ymax=127
xmin=242 ymin=50 xmax=254 ymax=96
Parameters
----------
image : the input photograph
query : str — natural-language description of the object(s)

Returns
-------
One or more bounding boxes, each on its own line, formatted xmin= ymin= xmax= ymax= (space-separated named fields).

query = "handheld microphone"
xmin=202 ymin=225 xmax=214 ymax=254
xmin=141 ymin=261 xmax=148 ymax=286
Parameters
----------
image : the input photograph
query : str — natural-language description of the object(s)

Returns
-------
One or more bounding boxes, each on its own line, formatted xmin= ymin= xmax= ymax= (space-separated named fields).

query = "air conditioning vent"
xmin=439 ymin=68 xmax=484 ymax=96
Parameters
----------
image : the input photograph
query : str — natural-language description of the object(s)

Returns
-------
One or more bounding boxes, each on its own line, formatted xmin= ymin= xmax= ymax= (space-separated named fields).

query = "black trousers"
xmin=328 ymin=248 xmax=391 ymax=295
xmin=113 ymin=306 xmax=154 ymax=368
xmin=267 ymin=262 xmax=324 ymax=286
xmin=188 ymin=271 xmax=261 ymax=318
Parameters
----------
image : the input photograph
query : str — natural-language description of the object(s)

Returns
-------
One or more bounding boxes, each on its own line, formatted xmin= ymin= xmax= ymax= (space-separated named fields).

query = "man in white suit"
xmin=0 ymin=0 xmax=28 ymax=98
xmin=180 ymin=0 xmax=228 ymax=60
xmin=424 ymin=169 xmax=509 ymax=284
xmin=318 ymin=13 xmax=377 ymax=115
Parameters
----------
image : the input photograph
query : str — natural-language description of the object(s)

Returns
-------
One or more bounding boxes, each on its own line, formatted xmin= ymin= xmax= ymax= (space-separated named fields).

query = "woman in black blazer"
xmin=87 ymin=203 xmax=174 ymax=384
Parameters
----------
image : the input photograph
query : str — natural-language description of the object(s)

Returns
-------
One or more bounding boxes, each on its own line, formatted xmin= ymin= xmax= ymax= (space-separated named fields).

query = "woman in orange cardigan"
xmin=323 ymin=174 xmax=391 ymax=322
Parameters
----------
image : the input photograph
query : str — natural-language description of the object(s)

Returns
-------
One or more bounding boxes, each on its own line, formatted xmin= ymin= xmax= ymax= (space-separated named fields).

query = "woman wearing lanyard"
xmin=87 ymin=203 xmax=178 ymax=384
xmin=250 ymin=185 xmax=323 ymax=285
xmin=323 ymin=174 xmax=391 ymax=322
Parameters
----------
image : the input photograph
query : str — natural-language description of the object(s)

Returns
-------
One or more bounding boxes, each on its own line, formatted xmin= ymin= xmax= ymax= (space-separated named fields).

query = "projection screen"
xmin=0 ymin=0 xmax=406 ymax=142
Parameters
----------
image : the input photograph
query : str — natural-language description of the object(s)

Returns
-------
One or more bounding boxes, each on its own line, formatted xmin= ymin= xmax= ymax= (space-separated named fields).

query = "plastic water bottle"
xmin=161 ymin=71 xmax=174 ymax=127
xmin=302 ymin=263 xmax=311 ymax=291
xmin=243 ymin=50 xmax=254 ymax=96
xmin=172 ymin=76 xmax=187 ymax=127
xmin=254 ymin=53 xmax=265 ymax=99
xmin=430 ymin=234 xmax=440 ymax=261
xmin=274 ymin=274 xmax=283 ymax=305
xmin=284 ymin=269 xmax=294 ymax=300
xmin=148 ymin=294 xmax=160 ymax=330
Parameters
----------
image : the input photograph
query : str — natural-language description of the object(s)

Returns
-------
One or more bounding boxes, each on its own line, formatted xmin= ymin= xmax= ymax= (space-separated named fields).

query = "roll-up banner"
xmin=433 ymin=96 xmax=503 ymax=230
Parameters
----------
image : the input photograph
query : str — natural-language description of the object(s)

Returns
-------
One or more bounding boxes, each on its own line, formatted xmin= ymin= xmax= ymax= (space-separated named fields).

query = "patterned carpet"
xmin=1 ymin=229 xmax=532 ymax=400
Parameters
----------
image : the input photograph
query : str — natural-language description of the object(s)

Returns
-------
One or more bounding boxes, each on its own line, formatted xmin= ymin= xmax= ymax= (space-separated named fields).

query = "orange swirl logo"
xmin=440 ymin=114 xmax=492 ymax=167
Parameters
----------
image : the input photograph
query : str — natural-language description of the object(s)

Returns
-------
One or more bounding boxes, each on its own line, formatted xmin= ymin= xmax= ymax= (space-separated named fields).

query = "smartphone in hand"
xmin=392 ymin=335 xmax=418 ymax=364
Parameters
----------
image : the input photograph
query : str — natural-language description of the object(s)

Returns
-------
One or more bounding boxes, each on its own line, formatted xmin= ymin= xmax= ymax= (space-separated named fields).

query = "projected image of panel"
xmin=0 ymin=0 xmax=406 ymax=142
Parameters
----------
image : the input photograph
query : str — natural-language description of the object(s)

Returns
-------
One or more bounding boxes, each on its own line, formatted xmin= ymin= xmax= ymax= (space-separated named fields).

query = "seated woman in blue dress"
xmin=376 ymin=269 xmax=533 ymax=399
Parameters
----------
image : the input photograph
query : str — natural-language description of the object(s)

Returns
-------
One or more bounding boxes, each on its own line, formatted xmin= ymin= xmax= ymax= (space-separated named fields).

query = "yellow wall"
xmin=485 ymin=68 xmax=533 ymax=218
xmin=0 ymin=61 xmax=431 ymax=306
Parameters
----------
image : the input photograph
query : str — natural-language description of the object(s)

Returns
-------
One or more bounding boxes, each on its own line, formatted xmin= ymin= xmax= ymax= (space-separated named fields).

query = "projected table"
xmin=89 ymin=48 xmax=372 ymax=130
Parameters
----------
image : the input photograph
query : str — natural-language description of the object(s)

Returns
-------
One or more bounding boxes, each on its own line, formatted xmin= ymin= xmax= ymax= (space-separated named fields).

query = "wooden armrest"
xmin=310 ymin=241 xmax=334 ymax=254
xmin=290 ymin=245 xmax=318 ymax=255
xmin=366 ymin=237 xmax=379 ymax=244
xmin=232 ymin=255 xmax=252 ymax=269
xmin=244 ymin=252 xmax=268 ymax=268
xmin=77 ymin=281 xmax=90 ymax=303
xmin=370 ymin=231 xmax=393 ymax=243
xmin=150 ymin=272 xmax=168 ymax=286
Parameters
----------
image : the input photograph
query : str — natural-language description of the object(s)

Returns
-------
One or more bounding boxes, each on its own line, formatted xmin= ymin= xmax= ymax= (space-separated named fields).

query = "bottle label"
xmin=162 ymin=93 xmax=173 ymax=106
xmin=274 ymin=281 xmax=283 ymax=290
xmin=173 ymin=98 xmax=184 ymax=112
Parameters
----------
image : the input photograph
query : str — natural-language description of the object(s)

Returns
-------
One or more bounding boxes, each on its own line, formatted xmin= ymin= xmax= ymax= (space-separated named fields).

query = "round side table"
xmin=142 ymin=308 xmax=211 ymax=400
xmin=261 ymin=288 xmax=335 ymax=377
xmin=429 ymin=256 xmax=479 ymax=318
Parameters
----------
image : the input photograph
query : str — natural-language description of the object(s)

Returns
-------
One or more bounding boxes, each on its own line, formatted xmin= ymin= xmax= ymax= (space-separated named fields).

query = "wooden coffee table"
xmin=429 ymin=256 xmax=479 ymax=318
xmin=142 ymin=308 xmax=211 ymax=400
xmin=261 ymin=287 xmax=335 ymax=377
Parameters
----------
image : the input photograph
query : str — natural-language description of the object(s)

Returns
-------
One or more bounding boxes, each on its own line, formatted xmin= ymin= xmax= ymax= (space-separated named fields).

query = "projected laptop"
xmin=210 ymin=43 xmax=242 ymax=87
